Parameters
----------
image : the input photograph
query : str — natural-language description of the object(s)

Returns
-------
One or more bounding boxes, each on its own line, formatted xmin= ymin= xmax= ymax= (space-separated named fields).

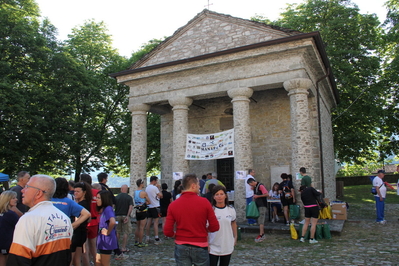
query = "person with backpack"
xmin=373 ymin=170 xmax=387 ymax=224
xmin=247 ymin=178 xmax=268 ymax=242
xmin=279 ymin=173 xmax=295 ymax=226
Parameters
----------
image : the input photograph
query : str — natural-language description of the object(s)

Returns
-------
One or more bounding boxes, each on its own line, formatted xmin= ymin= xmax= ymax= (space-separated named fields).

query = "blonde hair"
xmin=0 ymin=191 xmax=17 ymax=213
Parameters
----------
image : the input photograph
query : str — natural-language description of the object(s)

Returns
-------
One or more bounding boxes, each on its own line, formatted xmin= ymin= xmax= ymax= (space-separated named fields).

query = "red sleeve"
xmin=164 ymin=205 xmax=176 ymax=237
xmin=260 ymin=185 xmax=268 ymax=195
xmin=206 ymin=204 xmax=220 ymax=233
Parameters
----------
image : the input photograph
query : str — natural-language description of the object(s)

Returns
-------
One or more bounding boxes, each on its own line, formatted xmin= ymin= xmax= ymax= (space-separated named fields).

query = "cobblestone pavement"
xmin=111 ymin=204 xmax=399 ymax=266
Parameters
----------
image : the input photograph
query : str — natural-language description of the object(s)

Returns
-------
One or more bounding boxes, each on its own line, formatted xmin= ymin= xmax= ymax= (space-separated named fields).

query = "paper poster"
xmin=185 ymin=129 xmax=234 ymax=160
xmin=296 ymin=172 xmax=302 ymax=180
xmin=236 ymin=170 xmax=246 ymax=179
xmin=173 ymin=172 xmax=183 ymax=180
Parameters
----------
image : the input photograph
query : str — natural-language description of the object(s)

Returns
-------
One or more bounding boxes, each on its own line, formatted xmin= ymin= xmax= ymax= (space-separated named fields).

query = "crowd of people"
xmin=2 ymin=166 xmax=392 ymax=266
xmin=0 ymin=171 xmax=235 ymax=266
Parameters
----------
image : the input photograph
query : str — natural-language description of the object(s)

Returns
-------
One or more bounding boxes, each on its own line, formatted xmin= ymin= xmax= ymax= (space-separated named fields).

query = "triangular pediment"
xmin=130 ymin=9 xmax=301 ymax=69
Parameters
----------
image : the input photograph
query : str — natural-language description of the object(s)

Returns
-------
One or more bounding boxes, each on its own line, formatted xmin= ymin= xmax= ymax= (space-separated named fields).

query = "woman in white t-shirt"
xmin=208 ymin=185 xmax=237 ymax=266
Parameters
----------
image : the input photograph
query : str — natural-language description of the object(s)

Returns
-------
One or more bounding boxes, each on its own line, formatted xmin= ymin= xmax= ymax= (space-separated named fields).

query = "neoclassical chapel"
xmin=111 ymin=10 xmax=338 ymax=221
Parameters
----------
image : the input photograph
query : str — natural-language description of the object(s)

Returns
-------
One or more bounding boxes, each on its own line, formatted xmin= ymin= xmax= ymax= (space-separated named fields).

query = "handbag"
xmin=315 ymin=224 xmax=323 ymax=240
xmin=322 ymin=223 xmax=332 ymax=239
xmin=289 ymin=204 xmax=300 ymax=220
xmin=290 ymin=223 xmax=298 ymax=239
xmin=246 ymin=201 xmax=260 ymax=219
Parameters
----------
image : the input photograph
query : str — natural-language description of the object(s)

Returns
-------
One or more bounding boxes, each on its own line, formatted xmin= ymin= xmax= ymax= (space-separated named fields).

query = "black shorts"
xmin=304 ymin=206 xmax=319 ymax=219
xmin=160 ymin=208 xmax=168 ymax=217
xmin=147 ymin=207 xmax=161 ymax=219
xmin=1 ymin=248 xmax=10 ymax=255
xmin=136 ymin=210 xmax=147 ymax=221
xmin=280 ymin=197 xmax=294 ymax=207
xmin=98 ymin=249 xmax=112 ymax=255
xmin=71 ymin=228 xmax=87 ymax=252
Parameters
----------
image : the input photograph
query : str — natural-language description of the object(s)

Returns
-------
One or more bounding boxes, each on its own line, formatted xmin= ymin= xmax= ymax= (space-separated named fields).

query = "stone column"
xmin=284 ymin=78 xmax=312 ymax=218
xmin=128 ymin=103 xmax=150 ymax=196
xmin=227 ymin=87 xmax=253 ymax=223
xmin=283 ymin=78 xmax=313 ymax=173
xmin=168 ymin=96 xmax=193 ymax=176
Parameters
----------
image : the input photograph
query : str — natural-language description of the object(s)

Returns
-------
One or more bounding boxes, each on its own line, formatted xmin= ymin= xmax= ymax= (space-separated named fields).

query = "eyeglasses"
xmin=25 ymin=184 xmax=47 ymax=193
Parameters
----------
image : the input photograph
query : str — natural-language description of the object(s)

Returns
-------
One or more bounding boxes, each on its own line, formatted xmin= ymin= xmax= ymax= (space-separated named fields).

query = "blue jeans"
xmin=246 ymin=197 xmax=256 ymax=224
xmin=175 ymin=244 xmax=209 ymax=266
xmin=375 ymin=196 xmax=385 ymax=222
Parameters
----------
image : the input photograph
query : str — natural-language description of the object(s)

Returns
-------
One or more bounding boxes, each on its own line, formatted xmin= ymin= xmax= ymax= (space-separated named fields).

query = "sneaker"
xmin=275 ymin=216 xmax=279 ymax=222
xmin=377 ymin=220 xmax=386 ymax=224
xmin=154 ymin=238 xmax=161 ymax=245
xmin=299 ymin=219 xmax=305 ymax=224
xmin=145 ymin=236 xmax=150 ymax=243
xmin=299 ymin=237 xmax=305 ymax=243
xmin=115 ymin=253 xmax=129 ymax=260
xmin=271 ymin=218 xmax=275 ymax=223
xmin=286 ymin=222 xmax=290 ymax=226
xmin=255 ymin=234 xmax=265 ymax=243
xmin=134 ymin=242 xmax=139 ymax=247
xmin=309 ymin=239 xmax=318 ymax=244
xmin=137 ymin=243 xmax=148 ymax=248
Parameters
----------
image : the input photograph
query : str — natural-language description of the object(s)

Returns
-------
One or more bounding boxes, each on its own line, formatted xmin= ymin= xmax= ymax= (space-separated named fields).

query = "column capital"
xmin=227 ymin=87 xmax=253 ymax=101
xmin=283 ymin=78 xmax=312 ymax=96
xmin=128 ymin=103 xmax=151 ymax=115
xmin=169 ymin=96 xmax=193 ymax=110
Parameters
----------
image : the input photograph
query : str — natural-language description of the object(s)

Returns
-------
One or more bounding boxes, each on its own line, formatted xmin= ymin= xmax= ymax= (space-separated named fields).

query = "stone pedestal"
xmin=228 ymin=87 xmax=254 ymax=223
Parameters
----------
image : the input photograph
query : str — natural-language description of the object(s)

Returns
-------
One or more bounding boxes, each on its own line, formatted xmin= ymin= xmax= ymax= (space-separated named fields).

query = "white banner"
xmin=185 ymin=129 xmax=234 ymax=160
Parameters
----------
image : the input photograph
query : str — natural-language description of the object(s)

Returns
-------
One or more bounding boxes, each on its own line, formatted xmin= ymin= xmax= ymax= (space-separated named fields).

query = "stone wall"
xmin=160 ymin=88 xmax=295 ymax=190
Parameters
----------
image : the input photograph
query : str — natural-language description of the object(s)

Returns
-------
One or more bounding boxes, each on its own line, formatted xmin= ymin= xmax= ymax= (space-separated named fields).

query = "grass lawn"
xmin=342 ymin=184 xmax=398 ymax=204
xmin=340 ymin=184 xmax=399 ymax=220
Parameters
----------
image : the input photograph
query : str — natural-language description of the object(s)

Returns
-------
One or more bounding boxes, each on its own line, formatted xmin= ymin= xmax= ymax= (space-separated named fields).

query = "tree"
xmin=254 ymin=0 xmax=385 ymax=164
xmin=102 ymin=39 xmax=164 ymax=177
xmin=381 ymin=0 xmax=399 ymax=157
xmin=0 ymin=0 xmax=68 ymax=176
xmin=60 ymin=20 xmax=131 ymax=181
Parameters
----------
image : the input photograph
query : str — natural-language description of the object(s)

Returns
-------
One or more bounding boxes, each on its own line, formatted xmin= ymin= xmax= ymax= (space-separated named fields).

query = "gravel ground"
xmin=110 ymin=203 xmax=399 ymax=266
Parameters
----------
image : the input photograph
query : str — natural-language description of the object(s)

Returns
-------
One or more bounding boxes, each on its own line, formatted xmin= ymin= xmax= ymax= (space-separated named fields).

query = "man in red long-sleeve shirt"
xmin=164 ymin=173 xmax=219 ymax=266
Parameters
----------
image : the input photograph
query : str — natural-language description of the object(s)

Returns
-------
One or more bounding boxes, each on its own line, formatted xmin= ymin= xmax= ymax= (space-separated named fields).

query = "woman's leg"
xmin=219 ymin=254 xmax=232 ymax=266
xmin=100 ymin=254 xmax=111 ymax=266
xmin=73 ymin=247 xmax=83 ymax=266
xmin=0 ymin=254 xmax=8 ymax=266
xmin=283 ymin=205 xmax=289 ymax=223
xmin=309 ymin=217 xmax=318 ymax=239
xmin=139 ymin=219 xmax=147 ymax=243
xmin=95 ymin=253 xmax=102 ymax=266
xmin=301 ymin=217 xmax=310 ymax=237
xmin=209 ymin=254 xmax=219 ymax=266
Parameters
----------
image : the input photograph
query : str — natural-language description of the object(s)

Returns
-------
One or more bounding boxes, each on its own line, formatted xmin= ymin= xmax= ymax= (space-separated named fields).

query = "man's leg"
xmin=258 ymin=207 xmax=266 ymax=236
xmin=190 ymin=245 xmax=210 ymax=266
xmin=153 ymin=217 xmax=160 ymax=237
xmin=145 ymin=217 xmax=153 ymax=239
xmin=375 ymin=196 xmax=383 ymax=222
xmin=175 ymin=244 xmax=192 ymax=266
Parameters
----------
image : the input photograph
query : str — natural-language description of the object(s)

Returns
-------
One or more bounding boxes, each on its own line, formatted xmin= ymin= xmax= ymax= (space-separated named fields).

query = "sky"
xmin=35 ymin=0 xmax=387 ymax=57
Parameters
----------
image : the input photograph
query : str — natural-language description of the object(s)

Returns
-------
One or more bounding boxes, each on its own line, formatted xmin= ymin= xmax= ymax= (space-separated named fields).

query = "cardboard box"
xmin=331 ymin=202 xmax=347 ymax=220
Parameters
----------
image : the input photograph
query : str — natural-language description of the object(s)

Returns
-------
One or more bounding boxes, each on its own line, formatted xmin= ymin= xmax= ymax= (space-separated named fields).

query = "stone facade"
xmin=112 ymin=10 xmax=338 ymax=222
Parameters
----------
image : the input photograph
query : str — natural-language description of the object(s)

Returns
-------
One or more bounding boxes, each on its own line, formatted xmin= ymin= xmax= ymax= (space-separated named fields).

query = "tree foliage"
xmin=254 ymin=0 xmax=388 ymax=164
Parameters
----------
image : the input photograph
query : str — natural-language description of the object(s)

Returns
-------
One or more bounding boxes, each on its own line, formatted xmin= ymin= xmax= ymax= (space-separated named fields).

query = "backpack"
xmin=370 ymin=176 xmax=383 ymax=195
